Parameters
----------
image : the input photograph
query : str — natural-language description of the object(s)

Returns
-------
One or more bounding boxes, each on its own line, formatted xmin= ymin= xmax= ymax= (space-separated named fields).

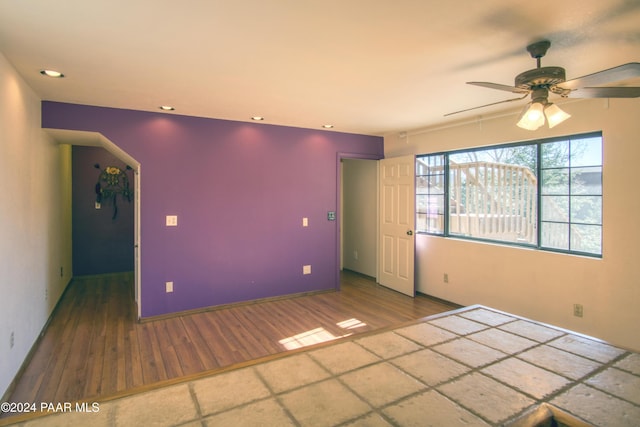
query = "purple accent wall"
xmin=43 ymin=102 xmax=383 ymax=317
xmin=72 ymin=146 xmax=135 ymax=276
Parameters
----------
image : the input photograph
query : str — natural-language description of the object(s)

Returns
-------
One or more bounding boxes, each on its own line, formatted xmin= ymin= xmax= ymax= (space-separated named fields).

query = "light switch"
xmin=302 ymin=217 xmax=309 ymax=227
xmin=166 ymin=215 xmax=178 ymax=226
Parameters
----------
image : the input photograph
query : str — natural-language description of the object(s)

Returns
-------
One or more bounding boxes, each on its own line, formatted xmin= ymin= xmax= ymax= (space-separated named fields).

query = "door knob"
xmin=407 ymin=230 xmax=413 ymax=236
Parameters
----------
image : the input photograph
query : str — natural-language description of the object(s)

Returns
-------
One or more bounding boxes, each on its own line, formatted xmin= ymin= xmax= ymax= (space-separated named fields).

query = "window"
xmin=416 ymin=132 xmax=602 ymax=257
xmin=416 ymin=154 xmax=446 ymax=234
xmin=540 ymin=136 xmax=602 ymax=255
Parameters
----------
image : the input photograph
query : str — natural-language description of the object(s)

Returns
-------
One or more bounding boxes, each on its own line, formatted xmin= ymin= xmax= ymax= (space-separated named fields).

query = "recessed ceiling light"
xmin=251 ymin=116 xmax=264 ymax=121
xmin=159 ymin=105 xmax=175 ymax=111
xmin=322 ymin=124 xmax=334 ymax=129
xmin=40 ymin=69 xmax=64 ymax=78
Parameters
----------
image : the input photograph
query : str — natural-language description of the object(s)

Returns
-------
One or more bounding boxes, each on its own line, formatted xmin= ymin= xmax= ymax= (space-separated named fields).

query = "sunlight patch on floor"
xmin=337 ymin=318 xmax=367 ymax=330
xmin=279 ymin=318 xmax=367 ymax=350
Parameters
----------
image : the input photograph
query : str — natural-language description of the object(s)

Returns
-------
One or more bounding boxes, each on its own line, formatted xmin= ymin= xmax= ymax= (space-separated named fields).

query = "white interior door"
xmin=378 ymin=155 xmax=415 ymax=296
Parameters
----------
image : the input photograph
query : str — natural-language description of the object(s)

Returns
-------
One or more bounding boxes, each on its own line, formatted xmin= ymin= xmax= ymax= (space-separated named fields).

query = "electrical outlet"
xmin=444 ymin=273 xmax=449 ymax=283
xmin=573 ymin=304 xmax=584 ymax=318
xmin=302 ymin=217 xmax=309 ymax=227
xmin=45 ymin=288 xmax=48 ymax=301
xmin=354 ymin=250 xmax=358 ymax=260
xmin=166 ymin=215 xmax=178 ymax=226
xmin=303 ymin=265 xmax=312 ymax=275
xmin=166 ymin=281 xmax=174 ymax=293
xmin=10 ymin=331 xmax=14 ymax=349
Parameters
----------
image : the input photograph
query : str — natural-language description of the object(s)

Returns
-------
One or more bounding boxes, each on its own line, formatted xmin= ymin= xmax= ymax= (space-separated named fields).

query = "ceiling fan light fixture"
xmin=517 ymin=101 xmax=545 ymax=130
xmin=544 ymin=103 xmax=571 ymax=128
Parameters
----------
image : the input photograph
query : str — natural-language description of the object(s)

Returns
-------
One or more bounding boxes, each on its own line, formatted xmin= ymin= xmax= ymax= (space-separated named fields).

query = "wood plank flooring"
xmin=6 ymin=270 xmax=459 ymax=407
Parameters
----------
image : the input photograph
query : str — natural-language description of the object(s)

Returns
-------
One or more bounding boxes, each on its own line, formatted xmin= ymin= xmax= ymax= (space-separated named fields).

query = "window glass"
xmin=448 ymin=145 xmax=537 ymax=244
xmin=416 ymin=154 xmax=445 ymax=234
xmin=540 ymin=136 xmax=602 ymax=256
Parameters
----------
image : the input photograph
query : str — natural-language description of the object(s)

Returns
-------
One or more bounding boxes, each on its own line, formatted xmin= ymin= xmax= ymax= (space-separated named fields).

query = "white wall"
xmin=0 ymin=52 xmax=73 ymax=398
xmin=342 ymin=159 xmax=377 ymax=277
xmin=385 ymin=97 xmax=640 ymax=352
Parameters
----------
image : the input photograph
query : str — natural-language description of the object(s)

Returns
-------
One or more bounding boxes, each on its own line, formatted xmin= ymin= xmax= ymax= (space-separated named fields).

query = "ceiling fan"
xmin=446 ymin=40 xmax=640 ymax=130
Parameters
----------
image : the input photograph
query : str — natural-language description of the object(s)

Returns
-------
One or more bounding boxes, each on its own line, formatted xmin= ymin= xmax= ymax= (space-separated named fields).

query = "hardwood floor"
xmin=6 ymin=270 xmax=459 ymax=406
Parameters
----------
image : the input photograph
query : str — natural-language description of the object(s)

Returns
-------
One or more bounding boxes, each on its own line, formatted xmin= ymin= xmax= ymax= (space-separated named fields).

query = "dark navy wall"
xmin=72 ymin=146 xmax=135 ymax=276
xmin=43 ymin=102 xmax=383 ymax=317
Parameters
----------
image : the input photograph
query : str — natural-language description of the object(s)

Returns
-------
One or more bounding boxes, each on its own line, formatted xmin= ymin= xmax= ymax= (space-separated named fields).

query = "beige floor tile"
xmin=176 ymin=421 xmax=207 ymax=427
xmin=340 ymin=362 xmax=425 ymax=407
xmin=498 ymin=319 xmax=565 ymax=343
xmin=437 ymin=373 xmax=535 ymax=424
xmin=309 ymin=341 xmax=380 ymax=374
xmin=203 ymin=398 xmax=295 ymax=427
xmin=551 ymin=384 xmax=640 ymax=427
xmin=355 ymin=332 xmax=423 ymax=359
xmin=458 ymin=308 xmax=515 ymax=326
xmin=341 ymin=412 xmax=394 ymax=426
xmin=21 ymin=402 xmax=113 ymax=427
xmin=517 ymin=345 xmax=602 ymax=380
xmin=481 ymin=357 xmax=570 ymax=399
xmin=279 ymin=379 xmax=370 ymax=427
xmin=254 ymin=353 xmax=330 ymax=393
xmin=383 ymin=390 xmax=491 ymax=427
xmin=615 ymin=352 xmax=640 ymax=375
xmin=428 ymin=315 xmax=488 ymax=335
xmin=192 ymin=367 xmax=271 ymax=415
xmin=394 ymin=322 xmax=458 ymax=346
xmin=585 ymin=367 xmax=640 ymax=405
xmin=549 ymin=335 xmax=626 ymax=363
xmin=392 ymin=348 xmax=469 ymax=386
xmin=467 ymin=328 xmax=538 ymax=353
xmin=432 ymin=338 xmax=507 ymax=368
xmin=113 ymin=383 xmax=198 ymax=427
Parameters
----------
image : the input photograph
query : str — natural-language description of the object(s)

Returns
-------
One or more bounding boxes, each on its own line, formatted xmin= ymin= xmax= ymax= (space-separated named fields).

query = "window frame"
xmin=415 ymin=131 xmax=603 ymax=258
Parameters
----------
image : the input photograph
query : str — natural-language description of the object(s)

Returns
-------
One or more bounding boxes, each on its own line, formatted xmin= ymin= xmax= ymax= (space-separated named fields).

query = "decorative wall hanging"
xmin=94 ymin=163 xmax=133 ymax=219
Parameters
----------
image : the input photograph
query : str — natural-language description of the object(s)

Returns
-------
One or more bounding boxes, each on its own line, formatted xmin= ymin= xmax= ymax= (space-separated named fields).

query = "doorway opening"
xmin=46 ymin=129 xmax=141 ymax=318
xmin=339 ymin=156 xmax=379 ymax=288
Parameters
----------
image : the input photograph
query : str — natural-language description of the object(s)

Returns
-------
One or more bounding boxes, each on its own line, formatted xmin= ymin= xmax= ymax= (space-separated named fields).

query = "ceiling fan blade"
xmin=559 ymin=62 xmax=640 ymax=90
xmin=444 ymin=94 xmax=528 ymax=117
xmin=467 ymin=81 xmax=530 ymax=94
xmin=570 ymin=86 xmax=640 ymax=98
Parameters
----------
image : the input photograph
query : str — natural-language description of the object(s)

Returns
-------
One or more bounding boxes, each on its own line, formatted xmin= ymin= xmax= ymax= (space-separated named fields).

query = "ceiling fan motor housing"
xmin=515 ymin=66 xmax=566 ymax=90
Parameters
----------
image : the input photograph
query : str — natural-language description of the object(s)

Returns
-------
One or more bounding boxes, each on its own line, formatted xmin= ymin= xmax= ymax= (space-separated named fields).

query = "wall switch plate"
xmin=95 ymin=202 xmax=101 ymax=209
xmin=166 ymin=281 xmax=174 ymax=293
xmin=327 ymin=211 xmax=336 ymax=221
xmin=302 ymin=217 xmax=309 ymax=227
xmin=166 ymin=215 xmax=178 ymax=226
xmin=303 ymin=265 xmax=311 ymax=275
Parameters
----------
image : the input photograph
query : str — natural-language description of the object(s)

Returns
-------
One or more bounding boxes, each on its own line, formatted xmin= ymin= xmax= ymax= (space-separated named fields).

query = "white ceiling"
xmin=1 ymin=0 xmax=638 ymax=136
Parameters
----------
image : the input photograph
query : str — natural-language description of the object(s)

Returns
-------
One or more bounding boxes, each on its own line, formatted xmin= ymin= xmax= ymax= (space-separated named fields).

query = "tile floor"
xmin=3 ymin=305 xmax=640 ymax=426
